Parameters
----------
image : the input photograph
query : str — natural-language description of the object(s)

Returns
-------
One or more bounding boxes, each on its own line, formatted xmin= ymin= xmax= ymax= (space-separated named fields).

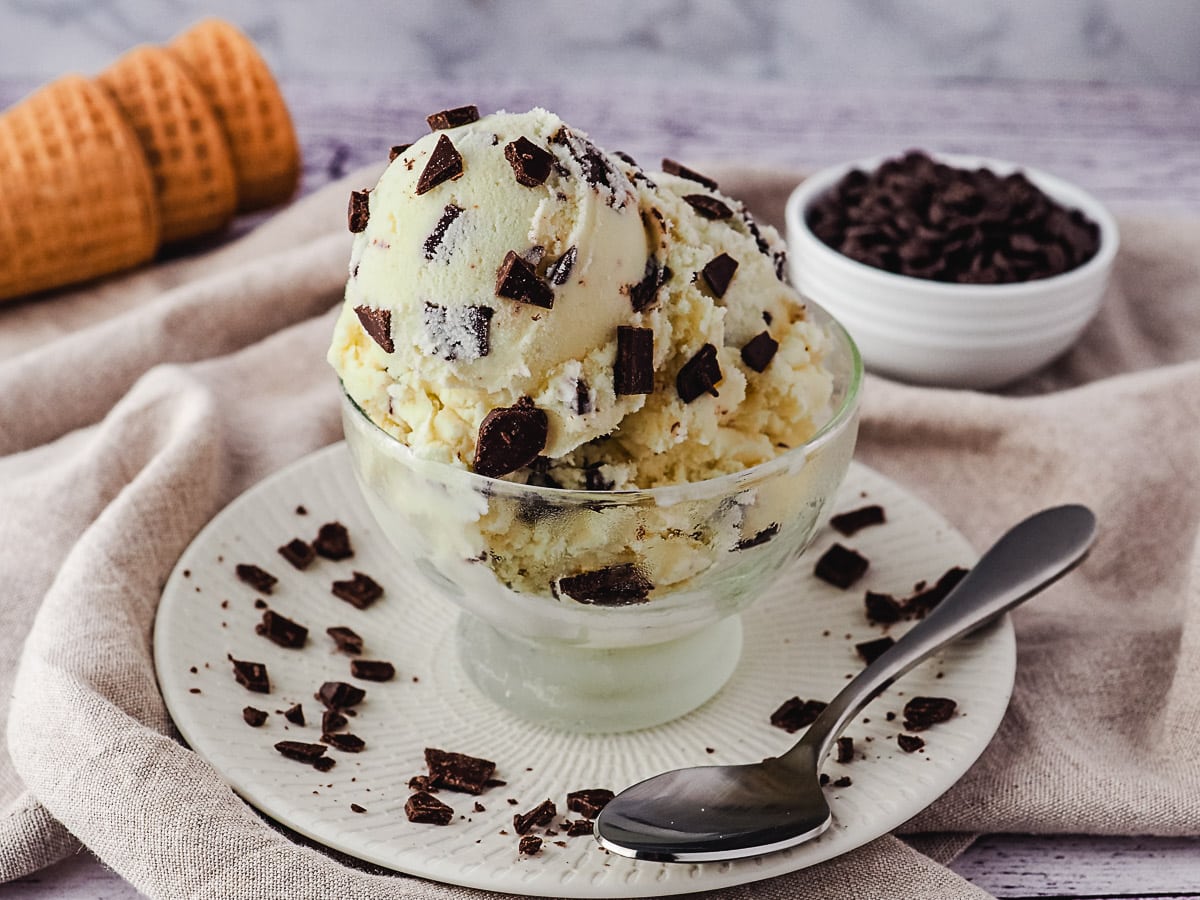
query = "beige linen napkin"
xmin=1 ymin=165 xmax=1198 ymax=899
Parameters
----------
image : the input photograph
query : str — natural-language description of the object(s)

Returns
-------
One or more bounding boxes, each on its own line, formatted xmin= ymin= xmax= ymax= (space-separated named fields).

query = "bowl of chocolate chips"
xmin=785 ymin=151 xmax=1118 ymax=388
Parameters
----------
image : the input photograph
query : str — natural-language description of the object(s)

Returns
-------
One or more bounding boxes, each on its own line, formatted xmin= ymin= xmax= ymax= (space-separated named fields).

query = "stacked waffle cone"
xmin=0 ymin=19 xmax=301 ymax=304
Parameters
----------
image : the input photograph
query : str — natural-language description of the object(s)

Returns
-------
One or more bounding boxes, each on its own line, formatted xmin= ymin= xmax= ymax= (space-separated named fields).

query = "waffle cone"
xmin=98 ymin=44 xmax=238 ymax=244
xmin=0 ymin=76 xmax=159 ymax=304
xmin=170 ymin=19 xmax=300 ymax=212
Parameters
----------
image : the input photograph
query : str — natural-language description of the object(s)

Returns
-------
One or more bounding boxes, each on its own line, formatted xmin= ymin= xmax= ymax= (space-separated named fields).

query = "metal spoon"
xmin=595 ymin=504 xmax=1097 ymax=863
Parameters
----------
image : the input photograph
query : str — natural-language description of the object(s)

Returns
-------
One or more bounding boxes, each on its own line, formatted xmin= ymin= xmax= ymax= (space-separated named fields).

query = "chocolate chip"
xmin=830 ymin=505 xmax=887 ymax=536
xmin=256 ymin=609 xmax=308 ymax=649
xmin=473 ymin=402 xmax=548 ymax=478
xmin=740 ymin=331 xmax=779 ymax=373
xmin=496 ymin=251 xmax=554 ymax=309
xmin=906 ymin=566 xmax=969 ymax=618
xmin=242 ymin=706 xmax=268 ymax=727
xmin=331 ymin=572 xmax=384 ymax=609
xmin=422 ymin=302 xmax=493 ymax=360
xmin=351 ymin=803 xmax=367 ymax=814
xmin=388 ymin=143 xmax=411 ymax=162
xmin=566 ymin=788 xmax=614 ymax=819
xmin=316 ymin=681 xmax=366 ymax=710
xmin=322 ymin=732 xmax=366 ymax=753
xmin=322 ymin=709 xmax=348 ymax=733
xmin=416 ymin=134 xmax=464 ymax=195
xmin=661 ymin=158 xmax=718 ymax=190
xmin=814 ymin=543 xmax=869 ymax=589
xmin=734 ymin=523 xmax=779 ymax=551
xmin=574 ymin=379 xmax=592 ymax=415
xmin=275 ymin=741 xmax=327 ymax=764
xmin=683 ymin=193 xmax=733 ymax=220
xmin=614 ymin=325 xmax=654 ymax=395
xmin=235 ymin=564 xmax=276 ymax=595
xmin=229 ymin=655 xmax=270 ymax=693
xmin=348 ymin=189 xmax=370 ymax=233
xmin=836 ymin=736 xmax=855 ymax=763
xmin=551 ymin=127 xmax=619 ymax=193
xmin=425 ymin=748 xmax=497 ymax=794
xmin=832 ymin=776 xmax=853 ymax=788
xmin=546 ymin=246 xmax=577 ymax=286
xmin=513 ymin=799 xmax=556 ymax=835
xmin=350 ymin=659 xmax=395 ymax=682
xmin=326 ymin=626 xmax=363 ymax=655
xmin=855 ymin=636 xmax=896 ymax=665
xmin=676 ymin=343 xmax=722 ymax=403
xmin=354 ymin=305 xmax=394 ymax=354
xmin=312 ymin=756 xmax=336 ymax=772
xmin=426 ymin=105 xmax=479 ymax=130
xmin=519 ymin=834 xmax=543 ymax=855
xmin=897 ymin=733 xmax=926 ymax=753
xmin=628 ymin=258 xmax=667 ymax=312
xmin=423 ymin=203 xmax=464 ymax=259
xmin=903 ymin=696 xmax=957 ymax=731
xmin=770 ymin=697 xmax=827 ymax=733
xmin=559 ymin=563 xmax=652 ymax=605
xmin=700 ymin=253 xmax=738 ymax=298
xmin=406 ymin=790 xmax=454 ymax=825
xmin=565 ymin=819 xmax=594 ymax=837
xmin=277 ymin=538 xmax=315 ymax=571
xmin=865 ymin=590 xmax=905 ymax=624
xmin=504 ymin=136 xmax=554 ymax=187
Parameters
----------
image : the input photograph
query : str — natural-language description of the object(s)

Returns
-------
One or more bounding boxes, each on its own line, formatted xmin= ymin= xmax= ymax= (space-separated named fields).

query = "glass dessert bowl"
xmin=341 ymin=301 xmax=862 ymax=733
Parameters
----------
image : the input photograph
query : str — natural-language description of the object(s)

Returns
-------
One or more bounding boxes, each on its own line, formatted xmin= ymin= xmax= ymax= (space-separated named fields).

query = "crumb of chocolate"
xmin=830 ymin=504 xmax=886 ymax=536
xmin=242 ymin=706 xmax=268 ymax=727
xmin=903 ymin=696 xmax=957 ymax=731
xmin=855 ymin=636 xmax=895 ymax=665
xmin=283 ymin=703 xmax=305 ymax=726
xmin=897 ymin=733 xmax=925 ymax=753
xmin=313 ymin=522 xmax=354 ymax=560
xmin=814 ymin=543 xmax=870 ymax=589
xmin=565 ymin=818 xmax=594 ymax=837
xmin=513 ymin=799 xmax=556 ymax=835
xmin=350 ymin=659 xmax=395 ymax=682
xmin=189 ymin=666 xmax=198 ymax=674
xmin=559 ymin=563 xmax=652 ymax=606
xmin=425 ymin=748 xmax=497 ymax=794
xmin=388 ymin=143 xmax=410 ymax=162
xmin=253 ymin=598 xmax=268 ymax=609
xmin=519 ymin=834 xmax=543 ymax=855
xmin=836 ymin=736 xmax=855 ymax=764
xmin=275 ymin=740 xmax=327 ymax=764
xmin=770 ymin=697 xmax=827 ymax=733
xmin=322 ymin=732 xmax=366 ymax=753
xmin=866 ymin=567 xmax=970 ymax=623
xmin=312 ymin=756 xmax=336 ymax=772
xmin=316 ymin=681 xmax=366 ymax=710
xmin=473 ymin=402 xmax=549 ymax=478
xmin=566 ymin=788 xmax=614 ymax=819
xmin=256 ymin=609 xmax=308 ymax=649
xmin=322 ymin=709 xmax=348 ymax=733
xmin=351 ymin=803 xmax=366 ymax=813
xmin=326 ymin=626 xmax=363 ymax=655
xmin=331 ymin=572 xmax=383 ymax=610
xmin=228 ymin=655 xmax=270 ymax=693
xmin=235 ymin=563 xmax=277 ymax=594
xmin=473 ymin=801 xmax=486 ymax=813
xmin=406 ymin=790 xmax=454 ymax=825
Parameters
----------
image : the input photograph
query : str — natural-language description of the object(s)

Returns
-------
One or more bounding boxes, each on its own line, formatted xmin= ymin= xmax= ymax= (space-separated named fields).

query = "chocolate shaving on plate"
xmin=283 ymin=703 xmax=305 ymax=726
xmin=855 ymin=636 xmax=896 ymax=665
xmin=406 ymin=791 xmax=454 ymax=825
xmin=235 ymin=563 xmax=276 ymax=595
xmin=322 ymin=732 xmax=366 ymax=753
xmin=316 ymin=681 xmax=366 ymax=710
xmin=513 ymin=799 xmax=556 ymax=835
xmin=242 ymin=706 xmax=268 ymax=727
xmin=813 ymin=543 xmax=870 ymax=589
xmin=331 ymin=572 xmax=383 ymax=609
xmin=277 ymin=538 xmax=315 ymax=571
xmin=313 ymin=522 xmax=354 ymax=560
xmin=255 ymin=609 xmax=308 ymax=649
xmin=903 ymin=696 xmax=957 ymax=731
xmin=228 ymin=655 xmax=270 ymax=693
xmin=566 ymin=788 xmax=614 ymax=819
xmin=326 ymin=626 xmax=363 ymax=655
xmin=425 ymin=747 xmax=497 ymax=794
xmin=274 ymin=741 xmax=326 ymax=764
xmin=830 ymin=504 xmax=887 ymax=536
xmin=350 ymin=659 xmax=395 ymax=682
xmin=769 ymin=697 xmax=827 ymax=733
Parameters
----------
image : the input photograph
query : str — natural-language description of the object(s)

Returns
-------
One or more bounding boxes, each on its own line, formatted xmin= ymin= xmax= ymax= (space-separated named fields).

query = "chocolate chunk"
xmin=504 ymin=136 xmax=554 ymax=187
xmin=278 ymin=538 xmax=315 ymax=571
xmin=326 ymin=626 xmax=364 ymax=655
xmin=316 ymin=681 xmax=366 ymax=710
xmin=350 ymin=659 xmax=395 ymax=682
xmin=253 ymin=598 xmax=268 ymax=610
xmin=235 ymin=564 xmax=276 ymax=595
xmin=832 ymin=776 xmax=852 ymax=788
xmin=388 ymin=143 xmax=411 ymax=162
xmin=406 ymin=790 xmax=454 ymax=825
xmin=565 ymin=819 xmax=594 ymax=837
xmin=551 ymin=127 xmax=619 ymax=193
xmin=495 ymin=250 xmax=554 ymax=309
xmin=513 ymin=799 xmax=556 ymax=835
xmin=255 ymin=609 xmax=308 ymax=649
xmin=830 ymin=505 xmax=887 ymax=536
xmin=566 ymin=788 xmax=614 ymax=819
xmin=734 ymin=523 xmax=779 ymax=551
xmin=519 ymin=834 xmax=543 ymax=855
xmin=903 ymin=696 xmax=957 ymax=731
xmin=907 ymin=566 xmax=969 ymax=618
xmin=322 ymin=732 xmax=366 ymax=753
xmin=422 ymin=302 xmax=493 ymax=360
xmin=628 ymin=258 xmax=667 ymax=312
xmin=322 ymin=709 xmax=348 ymax=733
xmin=354 ymin=306 xmax=394 ymax=354
xmin=331 ymin=572 xmax=383 ymax=609
xmin=312 ymin=756 xmax=336 ymax=772
xmin=348 ymin=189 xmax=370 ymax=233
xmin=897 ymin=733 xmax=925 ymax=753
xmin=423 ymin=203 xmax=464 ymax=259
xmin=740 ymin=331 xmax=779 ymax=373
xmin=351 ymin=803 xmax=367 ymax=814
xmin=865 ymin=590 xmax=905 ymax=624
xmin=425 ymin=747 xmax=497 ymax=794
xmin=683 ymin=193 xmax=733 ymax=220
xmin=661 ymin=158 xmax=718 ymax=190
xmin=614 ymin=325 xmax=654 ymax=395
xmin=426 ymin=105 xmax=479 ymax=130
xmin=574 ymin=379 xmax=592 ymax=415
xmin=836 ymin=736 xmax=855 ymax=763
xmin=700 ymin=252 xmax=738 ymax=298
xmin=242 ymin=706 xmax=268 ymax=727
xmin=229 ymin=655 xmax=270 ymax=693
xmin=415 ymin=134 xmax=464 ymax=195
xmin=855 ymin=636 xmax=895 ymax=665
xmin=284 ymin=703 xmax=305 ymax=726
xmin=559 ymin=563 xmax=652 ymax=605
xmin=275 ymin=741 xmax=327 ymax=764
xmin=473 ymin=402 xmax=549 ymax=478
xmin=546 ymin=246 xmax=577 ymax=286
xmin=769 ymin=697 xmax=827 ymax=733
xmin=313 ymin=522 xmax=353 ymax=560
xmin=814 ymin=543 xmax=869 ymax=589
xmin=676 ymin=343 xmax=722 ymax=403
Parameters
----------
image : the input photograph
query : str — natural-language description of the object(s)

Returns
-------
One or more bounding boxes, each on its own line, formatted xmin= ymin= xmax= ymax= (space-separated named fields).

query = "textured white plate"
xmin=154 ymin=443 xmax=1014 ymax=897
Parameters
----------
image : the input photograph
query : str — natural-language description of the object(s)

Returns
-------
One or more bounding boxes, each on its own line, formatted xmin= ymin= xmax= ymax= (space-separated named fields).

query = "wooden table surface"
xmin=3 ymin=76 xmax=1199 ymax=899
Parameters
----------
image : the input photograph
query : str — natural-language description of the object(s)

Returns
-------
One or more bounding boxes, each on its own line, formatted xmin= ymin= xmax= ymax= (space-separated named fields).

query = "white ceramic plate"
xmin=154 ymin=443 xmax=1014 ymax=897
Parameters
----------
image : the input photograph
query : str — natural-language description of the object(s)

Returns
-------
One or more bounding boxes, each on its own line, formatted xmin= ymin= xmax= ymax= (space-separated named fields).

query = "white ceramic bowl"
xmin=785 ymin=153 xmax=1119 ymax=389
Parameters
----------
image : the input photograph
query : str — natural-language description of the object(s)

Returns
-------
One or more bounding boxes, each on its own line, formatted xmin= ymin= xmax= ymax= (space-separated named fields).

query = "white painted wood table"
xmin=3 ymin=77 xmax=1199 ymax=899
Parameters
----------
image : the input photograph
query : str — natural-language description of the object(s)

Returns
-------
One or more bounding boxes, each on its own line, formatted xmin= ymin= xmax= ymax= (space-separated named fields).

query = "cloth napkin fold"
xmin=2 ymin=165 xmax=1198 ymax=900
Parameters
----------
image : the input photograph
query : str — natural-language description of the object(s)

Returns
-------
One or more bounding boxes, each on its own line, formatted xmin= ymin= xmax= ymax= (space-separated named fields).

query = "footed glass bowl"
xmin=341 ymin=304 xmax=862 ymax=732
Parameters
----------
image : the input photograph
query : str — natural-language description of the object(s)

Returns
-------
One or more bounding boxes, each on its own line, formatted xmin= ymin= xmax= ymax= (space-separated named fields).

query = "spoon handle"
xmin=784 ymin=504 xmax=1097 ymax=767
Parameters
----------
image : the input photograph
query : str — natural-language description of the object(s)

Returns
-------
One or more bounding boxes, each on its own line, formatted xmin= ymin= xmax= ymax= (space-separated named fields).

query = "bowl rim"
xmin=784 ymin=150 xmax=1120 ymax=300
xmin=341 ymin=300 xmax=863 ymax=505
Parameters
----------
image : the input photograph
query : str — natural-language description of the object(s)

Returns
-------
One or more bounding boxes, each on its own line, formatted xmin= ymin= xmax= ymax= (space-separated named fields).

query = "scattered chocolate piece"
xmin=322 ymin=709 xmax=348 ymax=733
xmin=426 ymin=105 xmax=479 ymax=130
xmin=565 ymin=819 xmax=594 ymax=837
xmin=513 ymin=799 xmax=556 ymax=835
xmin=473 ymin=401 xmax=549 ymax=478
xmin=614 ymin=325 xmax=654 ymax=395
xmin=350 ymin=659 xmax=395 ymax=682
xmin=235 ymin=564 xmax=276 ymax=595
xmin=574 ymin=378 xmax=592 ymax=415
xmin=351 ymin=803 xmax=367 ymax=814
xmin=907 ymin=566 xmax=970 ymax=618
xmin=278 ymin=538 xmax=316 ymax=571
xmin=770 ymin=697 xmax=827 ymax=733
xmin=242 ymin=706 xmax=268 ymax=727
xmin=253 ymin=598 xmax=268 ymax=610
xmin=734 ymin=523 xmax=780 ymax=551
xmin=700 ymin=253 xmax=738 ymax=298
xmin=388 ymin=143 xmax=411 ymax=162
xmin=683 ymin=193 xmax=733 ymax=220
xmin=348 ymin=189 xmax=370 ymax=233
xmin=830 ymin=504 xmax=887 ymax=536
xmin=547 ymin=246 xmax=577 ymax=286
xmin=504 ymin=136 xmax=554 ymax=187
xmin=408 ymin=774 xmax=433 ymax=792
xmin=275 ymin=741 xmax=327 ymax=764
xmin=295 ymin=505 xmax=307 ymax=516
xmin=316 ymin=681 xmax=366 ymax=710
xmin=855 ymin=636 xmax=896 ymax=665
xmin=422 ymin=302 xmax=493 ymax=360
xmin=326 ymin=626 xmax=364 ymax=655
xmin=661 ymin=158 xmax=718 ymax=190
xmin=495 ymin=250 xmax=554 ymax=309
xmin=406 ymin=791 xmax=454 ymax=825
xmin=559 ymin=563 xmax=652 ymax=605
xmin=836 ymin=736 xmax=855 ymax=764
xmin=322 ymin=732 xmax=366 ymax=753
xmin=628 ymin=258 xmax=668 ymax=312
xmin=865 ymin=590 xmax=905 ymax=624
xmin=276 ymin=703 xmax=303 ymax=726
xmin=415 ymin=134 xmax=464 ymax=195
xmin=519 ymin=834 xmax=543 ymax=855
xmin=354 ymin=305 xmax=394 ymax=354
xmin=312 ymin=755 xmax=337 ymax=772
xmin=256 ymin=609 xmax=308 ymax=649
xmin=229 ymin=655 xmax=270 ymax=693
xmin=832 ymin=776 xmax=853 ymax=788
xmin=313 ymin=522 xmax=354 ymax=560
xmin=566 ymin=788 xmax=614 ymax=819
xmin=903 ymin=696 xmax=957 ymax=731
xmin=676 ymin=343 xmax=722 ymax=403
xmin=741 ymin=331 xmax=779 ymax=373
xmin=331 ymin=572 xmax=384 ymax=610
xmin=819 ymin=773 xmax=830 ymax=787
xmin=423 ymin=204 xmax=465 ymax=259
xmin=814 ymin=543 xmax=869 ymax=589
xmin=425 ymin=748 xmax=497 ymax=795
xmin=897 ymin=733 xmax=926 ymax=753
